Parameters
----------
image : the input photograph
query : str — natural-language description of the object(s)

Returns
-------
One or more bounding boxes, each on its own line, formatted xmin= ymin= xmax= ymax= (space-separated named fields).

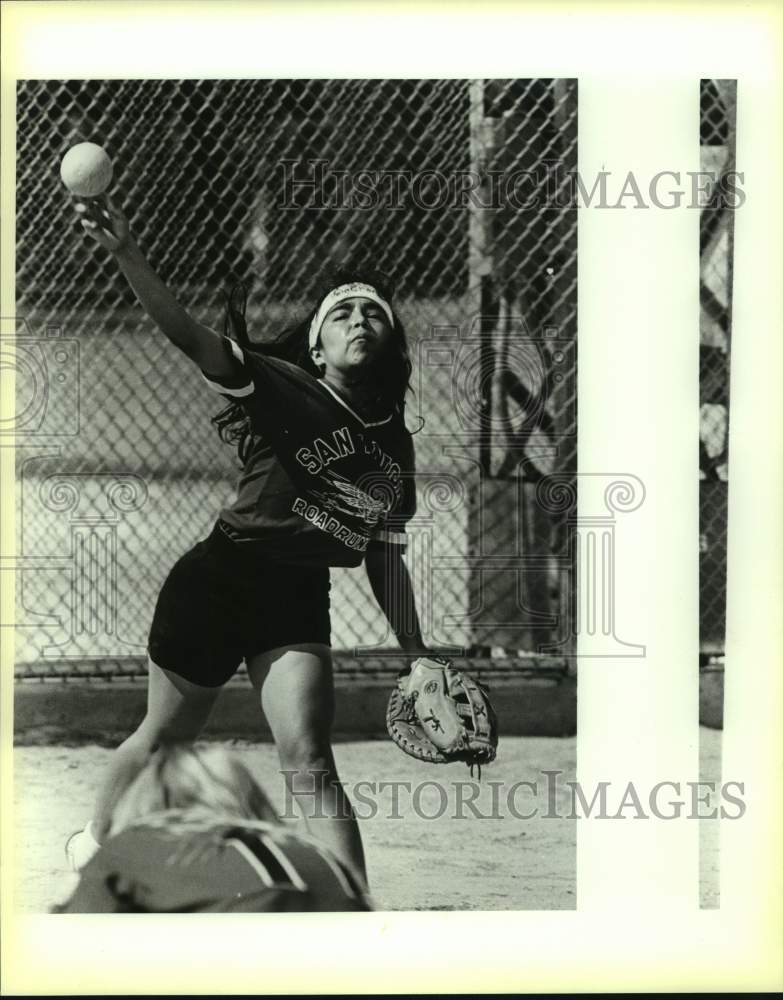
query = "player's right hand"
xmin=75 ymin=196 xmax=130 ymax=252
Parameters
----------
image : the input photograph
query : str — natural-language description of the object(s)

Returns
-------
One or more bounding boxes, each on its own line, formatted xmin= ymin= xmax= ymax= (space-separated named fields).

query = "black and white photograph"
xmin=1 ymin=2 xmax=781 ymax=995
xmin=11 ymin=73 xmax=578 ymax=914
xmin=697 ymin=78 xmax=736 ymax=909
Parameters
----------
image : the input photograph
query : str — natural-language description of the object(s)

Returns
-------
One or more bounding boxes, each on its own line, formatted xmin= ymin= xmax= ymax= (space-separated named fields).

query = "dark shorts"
xmin=148 ymin=522 xmax=331 ymax=687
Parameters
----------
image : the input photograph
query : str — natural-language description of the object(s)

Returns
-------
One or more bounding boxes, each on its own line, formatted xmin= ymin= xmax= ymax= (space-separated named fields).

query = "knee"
xmin=118 ymin=724 xmax=159 ymax=759
xmin=137 ymin=704 xmax=211 ymax=748
xmin=275 ymin=730 xmax=333 ymax=774
xmin=126 ymin=716 xmax=192 ymax=756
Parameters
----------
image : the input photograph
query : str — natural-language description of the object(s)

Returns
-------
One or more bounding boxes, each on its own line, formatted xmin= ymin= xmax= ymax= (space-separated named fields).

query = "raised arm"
xmin=76 ymin=198 xmax=232 ymax=374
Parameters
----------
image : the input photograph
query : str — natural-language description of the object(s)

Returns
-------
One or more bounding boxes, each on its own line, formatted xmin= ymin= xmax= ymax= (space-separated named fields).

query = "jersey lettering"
xmin=357 ymin=432 xmax=401 ymax=479
xmin=208 ymin=352 xmax=414 ymax=565
xmin=296 ymin=426 xmax=357 ymax=475
xmin=291 ymin=498 xmax=369 ymax=552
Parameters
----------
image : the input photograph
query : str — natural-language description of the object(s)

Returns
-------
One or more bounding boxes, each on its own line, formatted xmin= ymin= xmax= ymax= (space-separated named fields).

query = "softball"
xmin=60 ymin=142 xmax=113 ymax=198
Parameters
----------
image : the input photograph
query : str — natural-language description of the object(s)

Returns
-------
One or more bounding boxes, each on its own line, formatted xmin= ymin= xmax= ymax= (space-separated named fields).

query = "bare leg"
xmin=91 ymin=658 xmax=220 ymax=840
xmin=247 ymin=644 xmax=367 ymax=885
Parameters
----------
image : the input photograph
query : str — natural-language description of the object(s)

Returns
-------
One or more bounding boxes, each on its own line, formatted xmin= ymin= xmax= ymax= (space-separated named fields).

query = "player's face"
xmin=314 ymin=297 xmax=393 ymax=377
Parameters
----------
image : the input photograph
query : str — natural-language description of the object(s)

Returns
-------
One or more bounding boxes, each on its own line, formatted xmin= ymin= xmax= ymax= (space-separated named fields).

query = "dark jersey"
xmin=55 ymin=819 xmax=371 ymax=913
xmin=202 ymin=340 xmax=416 ymax=568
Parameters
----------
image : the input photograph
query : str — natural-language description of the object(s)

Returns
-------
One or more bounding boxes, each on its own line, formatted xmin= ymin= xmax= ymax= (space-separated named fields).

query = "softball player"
xmin=67 ymin=198 xmax=428 ymax=888
xmin=59 ymin=745 xmax=370 ymax=912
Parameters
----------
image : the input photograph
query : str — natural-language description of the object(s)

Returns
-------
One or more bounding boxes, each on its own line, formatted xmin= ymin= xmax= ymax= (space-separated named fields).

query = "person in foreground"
xmin=58 ymin=745 xmax=371 ymax=912
xmin=65 ymin=196 xmax=429 ymax=888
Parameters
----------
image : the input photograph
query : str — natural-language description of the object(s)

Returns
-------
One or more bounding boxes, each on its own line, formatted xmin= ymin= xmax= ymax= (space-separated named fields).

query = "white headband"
xmin=308 ymin=283 xmax=394 ymax=349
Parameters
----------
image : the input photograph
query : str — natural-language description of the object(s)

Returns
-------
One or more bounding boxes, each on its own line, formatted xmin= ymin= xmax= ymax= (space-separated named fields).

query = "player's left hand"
xmin=386 ymin=655 xmax=498 ymax=772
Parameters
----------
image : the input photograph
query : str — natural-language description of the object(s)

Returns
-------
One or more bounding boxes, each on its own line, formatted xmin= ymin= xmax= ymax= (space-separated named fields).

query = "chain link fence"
xmin=10 ymin=78 xmax=577 ymax=678
xmin=699 ymin=79 xmax=735 ymax=656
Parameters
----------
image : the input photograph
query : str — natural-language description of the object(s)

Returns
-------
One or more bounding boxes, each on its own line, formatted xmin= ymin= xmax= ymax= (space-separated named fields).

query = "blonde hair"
xmin=109 ymin=744 xmax=278 ymax=835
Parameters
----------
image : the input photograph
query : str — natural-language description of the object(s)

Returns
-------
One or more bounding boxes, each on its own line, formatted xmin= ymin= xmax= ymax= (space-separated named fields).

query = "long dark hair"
xmin=212 ymin=265 xmax=414 ymax=466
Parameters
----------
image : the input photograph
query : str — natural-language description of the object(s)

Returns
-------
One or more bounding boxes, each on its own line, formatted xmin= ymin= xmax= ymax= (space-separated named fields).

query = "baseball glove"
xmin=386 ymin=656 xmax=498 ymax=773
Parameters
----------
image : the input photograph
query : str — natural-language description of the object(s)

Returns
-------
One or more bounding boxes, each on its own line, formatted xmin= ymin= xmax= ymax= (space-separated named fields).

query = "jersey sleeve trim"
xmin=200 ymin=337 xmax=254 ymax=398
xmin=373 ymin=528 xmax=408 ymax=545
xmin=201 ymin=372 xmax=255 ymax=398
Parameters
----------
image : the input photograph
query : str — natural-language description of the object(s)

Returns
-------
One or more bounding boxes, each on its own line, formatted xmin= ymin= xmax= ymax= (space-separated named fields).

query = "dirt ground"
xmin=12 ymin=729 xmax=721 ymax=913
xmin=12 ymin=735 xmax=577 ymax=913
